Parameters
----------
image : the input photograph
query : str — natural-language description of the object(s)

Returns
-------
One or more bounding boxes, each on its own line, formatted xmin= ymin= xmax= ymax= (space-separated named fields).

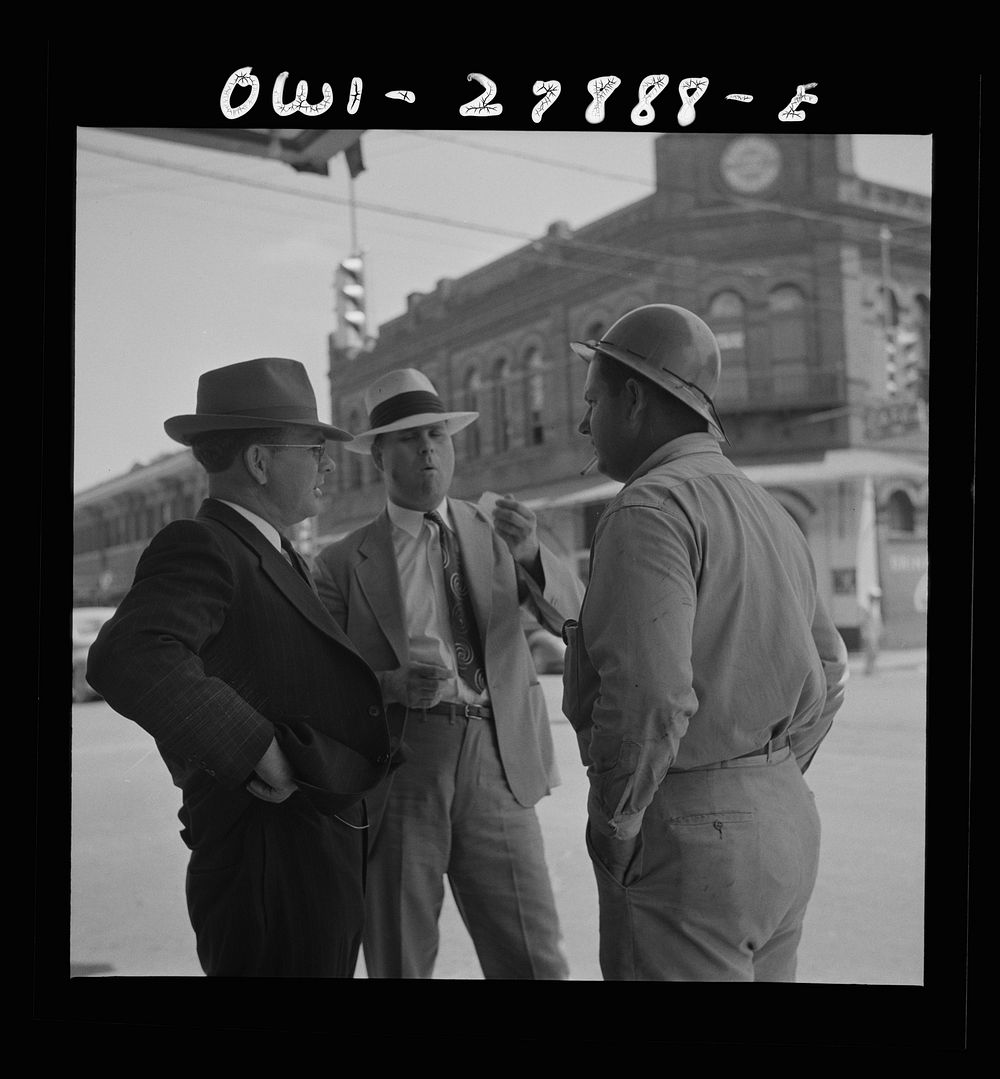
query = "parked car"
xmin=72 ymin=607 xmax=116 ymax=702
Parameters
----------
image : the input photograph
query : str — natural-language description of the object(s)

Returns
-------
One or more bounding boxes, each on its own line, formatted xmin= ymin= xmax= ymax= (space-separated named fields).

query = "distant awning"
xmin=523 ymin=448 xmax=928 ymax=512
xmin=740 ymin=449 xmax=928 ymax=487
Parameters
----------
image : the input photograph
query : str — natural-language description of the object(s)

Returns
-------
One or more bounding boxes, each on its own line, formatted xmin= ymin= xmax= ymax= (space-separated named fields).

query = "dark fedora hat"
xmin=164 ymin=357 xmax=352 ymax=446
xmin=272 ymin=720 xmax=391 ymax=818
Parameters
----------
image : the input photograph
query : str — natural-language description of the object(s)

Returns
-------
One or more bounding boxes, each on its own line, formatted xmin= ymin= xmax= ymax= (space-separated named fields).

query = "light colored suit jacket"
xmin=313 ymin=497 xmax=585 ymax=807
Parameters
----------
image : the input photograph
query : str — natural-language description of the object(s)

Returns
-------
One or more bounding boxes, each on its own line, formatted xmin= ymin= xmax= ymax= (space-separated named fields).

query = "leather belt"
xmin=669 ymin=735 xmax=792 ymax=773
xmin=422 ymin=702 xmax=493 ymax=721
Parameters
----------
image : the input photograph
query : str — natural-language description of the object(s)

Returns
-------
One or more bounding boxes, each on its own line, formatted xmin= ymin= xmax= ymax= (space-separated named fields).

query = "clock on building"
xmin=720 ymin=136 xmax=782 ymax=193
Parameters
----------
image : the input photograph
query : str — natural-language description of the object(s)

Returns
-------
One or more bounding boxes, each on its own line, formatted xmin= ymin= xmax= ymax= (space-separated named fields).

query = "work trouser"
xmin=590 ymin=742 xmax=821 ymax=981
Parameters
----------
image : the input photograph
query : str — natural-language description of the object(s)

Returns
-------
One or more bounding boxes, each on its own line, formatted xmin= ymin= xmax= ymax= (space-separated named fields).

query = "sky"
xmin=72 ymin=129 xmax=933 ymax=493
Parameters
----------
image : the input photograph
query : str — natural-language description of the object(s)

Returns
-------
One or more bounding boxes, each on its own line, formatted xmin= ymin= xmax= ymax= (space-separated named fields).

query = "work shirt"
xmin=563 ymin=433 xmax=849 ymax=841
xmin=387 ymin=497 xmax=489 ymax=707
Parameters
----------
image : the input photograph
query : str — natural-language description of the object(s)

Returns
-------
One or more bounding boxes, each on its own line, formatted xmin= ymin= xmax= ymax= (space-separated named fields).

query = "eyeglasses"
xmin=257 ymin=443 xmax=331 ymax=463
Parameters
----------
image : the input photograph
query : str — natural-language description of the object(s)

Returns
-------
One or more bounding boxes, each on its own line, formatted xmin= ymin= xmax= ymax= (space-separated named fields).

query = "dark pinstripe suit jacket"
xmin=87 ymin=498 xmax=392 ymax=846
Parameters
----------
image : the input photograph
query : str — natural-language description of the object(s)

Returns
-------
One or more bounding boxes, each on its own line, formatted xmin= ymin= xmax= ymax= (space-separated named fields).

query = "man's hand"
xmin=591 ymin=831 xmax=641 ymax=886
xmin=247 ymin=736 xmax=299 ymax=803
xmin=493 ymin=495 xmax=541 ymax=572
xmin=587 ymin=790 xmax=642 ymax=885
xmin=382 ymin=661 xmax=452 ymax=709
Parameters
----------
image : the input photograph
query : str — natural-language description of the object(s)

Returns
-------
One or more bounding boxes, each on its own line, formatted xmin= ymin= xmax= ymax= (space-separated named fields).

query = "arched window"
xmin=573 ymin=320 xmax=605 ymax=420
xmin=915 ymin=293 xmax=930 ymax=402
xmin=525 ymin=347 xmax=546 ymax=445
xmin=708 ymin=290 xmax=747 ymax=358
xmin=493 ymin=357 xmax=511 ymax=452
xmin=887 ymin=489 xmax=915 ymax=533
xmin=464 ymin=369 xmax=482 ymax=459
xmin=768 ymin=285 xmax=808 ymax=363
xmin=708 ymin=291 xmax=749 ymax=400
xmin=879 ymin=286 xmax=902 ymax=330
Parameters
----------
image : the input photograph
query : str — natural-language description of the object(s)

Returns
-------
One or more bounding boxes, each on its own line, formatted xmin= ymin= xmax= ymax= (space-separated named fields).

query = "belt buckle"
xmin=462 ymin=704 xmax=477 ymax=719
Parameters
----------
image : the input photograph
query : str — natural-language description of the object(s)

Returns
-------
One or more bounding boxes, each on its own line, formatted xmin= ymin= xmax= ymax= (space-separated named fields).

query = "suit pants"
xmin=184 ymin=790 xmax=367 ymax=977
xmin=589 ymin=745 xmax=821 ymax=981
xmin=362 ymin=709 xmax=568 ymax=979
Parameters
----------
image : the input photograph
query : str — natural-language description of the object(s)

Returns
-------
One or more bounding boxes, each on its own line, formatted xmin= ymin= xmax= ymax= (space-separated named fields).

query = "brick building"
xmin=74 ymin=132 xmax=929 ymax=648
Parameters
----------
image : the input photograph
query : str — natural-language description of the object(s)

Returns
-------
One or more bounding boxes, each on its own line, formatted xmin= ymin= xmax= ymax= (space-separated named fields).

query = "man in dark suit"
xmin=313 ymin=368 xmax=585 ymax=979
xmin=86 ymin=357 xmax=393 ymax=978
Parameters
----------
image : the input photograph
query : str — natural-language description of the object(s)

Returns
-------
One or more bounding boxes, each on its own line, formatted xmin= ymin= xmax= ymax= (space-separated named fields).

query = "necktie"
xmin=425 ymin=511 xmax=488 ymax=694
xmin=280 ymin=536 xmax=315 ymax=591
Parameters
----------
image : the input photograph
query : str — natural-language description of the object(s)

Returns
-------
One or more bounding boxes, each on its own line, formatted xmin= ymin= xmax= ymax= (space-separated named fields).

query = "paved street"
xmin=69 ymin=651 xmax=928 ymax=983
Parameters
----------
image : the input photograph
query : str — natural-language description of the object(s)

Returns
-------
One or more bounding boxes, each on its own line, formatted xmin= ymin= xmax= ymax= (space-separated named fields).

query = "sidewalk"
xmin=847 ymin=646 xmax=927 ymax=674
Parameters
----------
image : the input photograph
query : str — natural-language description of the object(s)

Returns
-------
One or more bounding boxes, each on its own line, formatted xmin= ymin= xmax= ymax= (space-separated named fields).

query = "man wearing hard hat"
xmin=563 ymin=304 xmax=849 ymax=981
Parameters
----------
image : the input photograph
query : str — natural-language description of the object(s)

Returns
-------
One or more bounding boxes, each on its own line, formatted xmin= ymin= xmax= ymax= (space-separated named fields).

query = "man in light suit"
xmin=313 ymin=368 xmax=584 ymax=979
xmin=87 ymin=357 xmax=393 ymax=978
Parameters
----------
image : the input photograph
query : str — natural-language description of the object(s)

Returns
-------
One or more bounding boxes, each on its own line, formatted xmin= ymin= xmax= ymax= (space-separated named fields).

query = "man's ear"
xmin=370 ymin=441 xmax=384 ymax=473
xmin=624 ymin=377 xmax=647 ymax=423
xmin=243 ymin=443 xmax=269 ymax=485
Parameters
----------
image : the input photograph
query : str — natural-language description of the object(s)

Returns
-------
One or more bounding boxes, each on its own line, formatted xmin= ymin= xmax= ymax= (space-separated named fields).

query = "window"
xmin=493 ymin=357 xmax=511 ymax=452
xmin=915 ymin=293 xmax=930 ymax=402
xmin=887 ymin=490 xmax=915 ymax=534
xmin=879 ymin=286 xmax=901 ymax=330
xmin=464 ymin=369 xmax=482 ymax=459
xmin=708 ymin=291 xmax=749 ymax=398
xmin=768 ymin=285 xmax=808 ymax=363
xmin=708 ymin=290 xmax=748 ymax=357
xmin=525 ymin=347 xmax=546 ymax=445
xmin=572 ymin=320 xmax=605 ymax=421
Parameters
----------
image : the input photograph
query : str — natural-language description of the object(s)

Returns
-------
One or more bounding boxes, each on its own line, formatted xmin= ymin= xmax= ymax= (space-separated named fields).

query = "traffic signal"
xmin=896 ymin=329 xmax=921 ymax=397
xmin=335 ymin=254 xmax=368 ymax=355
xmin=884 ymin=330 xmax=898 ymax=397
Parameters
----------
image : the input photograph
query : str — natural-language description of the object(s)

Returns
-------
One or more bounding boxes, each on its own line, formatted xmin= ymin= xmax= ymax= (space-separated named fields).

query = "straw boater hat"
xmin=344 ymin=368 xmax=478 ymax=454
xmin=164 ymin=357 xmax=352 ymax=446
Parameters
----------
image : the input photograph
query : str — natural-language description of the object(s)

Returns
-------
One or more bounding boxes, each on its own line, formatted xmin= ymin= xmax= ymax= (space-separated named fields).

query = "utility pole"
xmin=880 ymin=225 xmax=896 ymax=398
xmin=348 ymin=173 xmax=358 ymax=255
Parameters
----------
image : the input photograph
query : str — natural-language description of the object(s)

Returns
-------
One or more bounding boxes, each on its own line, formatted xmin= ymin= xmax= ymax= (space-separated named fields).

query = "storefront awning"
xmin=524 ymin=448 xmax=928 ymax=511
xmin=740 ymin=449 xmax=928 ymax=487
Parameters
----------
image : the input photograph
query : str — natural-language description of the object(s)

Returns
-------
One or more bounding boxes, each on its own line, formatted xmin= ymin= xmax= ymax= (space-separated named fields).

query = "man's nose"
xmin=578 ymin=412 xmax=590 ymax=435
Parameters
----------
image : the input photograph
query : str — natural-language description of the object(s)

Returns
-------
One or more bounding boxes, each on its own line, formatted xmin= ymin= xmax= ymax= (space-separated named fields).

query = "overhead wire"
xmin=76 ymin=134 xmax=929 ymax=317
xmin=77 ymin=134 xmax=930 ymax=258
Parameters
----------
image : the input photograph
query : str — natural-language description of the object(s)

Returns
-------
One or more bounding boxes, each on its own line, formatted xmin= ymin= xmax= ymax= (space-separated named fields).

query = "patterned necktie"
xmin=425 ymin=511 xmax=488 ymax=694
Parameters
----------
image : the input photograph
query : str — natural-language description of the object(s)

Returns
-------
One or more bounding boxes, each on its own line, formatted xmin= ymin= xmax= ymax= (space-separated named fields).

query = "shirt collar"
xmin=217 ymin=499 xmax=284 ymax=552
xmin=625 ymin=432 xmax=723 ymax=486
xmin=387 ymin=496 xmax=452 ymax=538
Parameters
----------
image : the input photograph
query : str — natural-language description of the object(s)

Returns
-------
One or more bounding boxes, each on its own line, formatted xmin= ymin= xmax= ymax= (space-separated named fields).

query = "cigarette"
xmin=580 ymin=455 xmax=599 ymax=476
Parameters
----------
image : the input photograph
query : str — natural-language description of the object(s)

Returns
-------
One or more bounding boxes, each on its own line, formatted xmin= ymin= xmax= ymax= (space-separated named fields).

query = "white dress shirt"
xmin=217 ymin=499 xmax=284 ymax=552
xmin=386 ymin=498 xmax=489 ymax=706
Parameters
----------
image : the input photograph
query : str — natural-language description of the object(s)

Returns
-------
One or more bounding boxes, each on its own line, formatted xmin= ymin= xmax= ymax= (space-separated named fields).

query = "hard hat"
xmin=571 ymin=304 xmax=728 ymax=442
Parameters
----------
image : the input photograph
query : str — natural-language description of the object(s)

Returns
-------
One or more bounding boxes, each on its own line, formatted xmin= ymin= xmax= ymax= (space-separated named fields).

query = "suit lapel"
xmin=450 ymin=499 xmax=494 ymax=641
xmin=198 ymin=499 xmax=366 ymax=659
xmin=356 ymin=510 xmax=409 ymax=665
